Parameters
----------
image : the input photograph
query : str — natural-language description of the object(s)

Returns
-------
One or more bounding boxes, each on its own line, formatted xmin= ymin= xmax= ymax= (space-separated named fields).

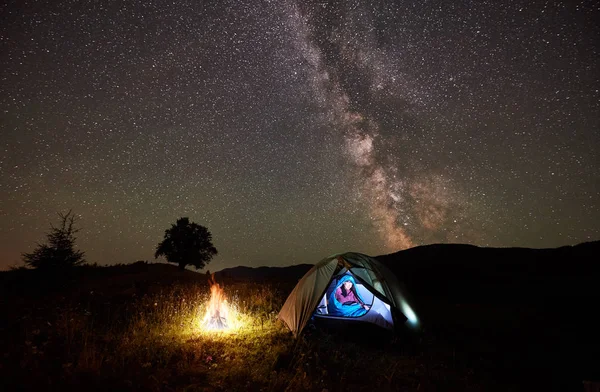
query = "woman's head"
xmin=338 ymin=275 xmax=356 ymax=296
xmin=338 ymin=275 xmax=356 ymax=287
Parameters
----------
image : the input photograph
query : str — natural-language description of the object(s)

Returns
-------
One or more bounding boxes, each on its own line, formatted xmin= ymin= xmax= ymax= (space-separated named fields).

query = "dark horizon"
xmin=1 ymin=0 xmax=598 ymax=271
xmin=4 ymin=239 xmax=598 ymax=274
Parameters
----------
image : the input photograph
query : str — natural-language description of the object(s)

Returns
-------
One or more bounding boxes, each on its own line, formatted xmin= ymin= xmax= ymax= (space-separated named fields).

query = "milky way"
xmin=1 ymin=0 xmax=598 ymax=270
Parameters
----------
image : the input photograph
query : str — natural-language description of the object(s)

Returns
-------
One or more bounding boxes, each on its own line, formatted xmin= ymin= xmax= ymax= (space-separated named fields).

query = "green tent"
xmin=278 ymin=252 xmax=419 ymax=337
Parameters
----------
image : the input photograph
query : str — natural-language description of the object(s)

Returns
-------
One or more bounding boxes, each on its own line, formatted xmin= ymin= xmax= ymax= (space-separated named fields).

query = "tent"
xmin=278 ymin=252 xmax=419 ymax=337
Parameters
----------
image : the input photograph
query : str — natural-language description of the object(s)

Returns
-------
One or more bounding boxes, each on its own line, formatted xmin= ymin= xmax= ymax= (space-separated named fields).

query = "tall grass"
xmin=3 ymin=281 xmax=301 ymax=391
xmin=1 ymin=276 xmax=489 ymax=392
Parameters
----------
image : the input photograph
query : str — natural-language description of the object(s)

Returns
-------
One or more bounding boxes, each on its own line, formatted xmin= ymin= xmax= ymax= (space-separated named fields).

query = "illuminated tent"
xmin=278 ymin=252 xmax=419 ymax=337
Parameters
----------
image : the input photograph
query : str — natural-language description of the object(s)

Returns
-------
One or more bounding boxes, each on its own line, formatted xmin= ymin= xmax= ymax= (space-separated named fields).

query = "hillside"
xmin=1 ymin=242 xmax=599 ymax=390
xmin=214 ymin=264 xmax=313 ymax=283
xmin=376 ymin=240 xmax=600 ymax=302
xmin=377 ymin=241 xmax=600 ymax=388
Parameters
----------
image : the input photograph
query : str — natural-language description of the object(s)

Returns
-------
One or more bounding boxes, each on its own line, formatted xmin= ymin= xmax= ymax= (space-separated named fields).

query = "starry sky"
xmin=1 ymin=0 xmax=598 ymax=271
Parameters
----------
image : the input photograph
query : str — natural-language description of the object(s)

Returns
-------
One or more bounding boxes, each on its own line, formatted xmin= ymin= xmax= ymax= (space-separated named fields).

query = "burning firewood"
xmin=202 ymin=274 xmax=230 ymax=331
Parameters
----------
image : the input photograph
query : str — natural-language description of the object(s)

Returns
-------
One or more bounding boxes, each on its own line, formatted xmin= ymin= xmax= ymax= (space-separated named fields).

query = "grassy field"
xmin=0 ymin=262 xmax=597 ymax=391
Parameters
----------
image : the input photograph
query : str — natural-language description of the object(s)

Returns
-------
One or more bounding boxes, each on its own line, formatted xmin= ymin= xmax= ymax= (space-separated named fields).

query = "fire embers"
xmin=202 ymin=274 xmax=229 ymax=331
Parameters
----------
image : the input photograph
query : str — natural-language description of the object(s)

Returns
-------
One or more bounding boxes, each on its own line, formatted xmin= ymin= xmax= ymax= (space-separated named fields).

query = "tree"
xmin=154 ymin=217 xmax=218 ymax=270
xmin=22 ymin=210 xmax=86 ymax=270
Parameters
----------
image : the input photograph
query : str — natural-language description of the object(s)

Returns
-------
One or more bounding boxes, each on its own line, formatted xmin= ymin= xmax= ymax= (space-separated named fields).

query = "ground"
xmin=0 ymin=261 xmax=598 ymax=391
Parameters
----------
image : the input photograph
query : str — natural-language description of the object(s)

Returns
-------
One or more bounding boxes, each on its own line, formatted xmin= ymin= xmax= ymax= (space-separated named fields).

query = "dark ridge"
xmin=376 ymin=241 xmax=600 ymax=387
xmin=0 ymin=261 xmax=208 ymax=299
xmin=375 ymin=240 xmax=600 ymax=303
xmin=0 ymin=261 xmax=314 ymax=299
xmin=214 ymin=264 xmax=313 ymax=283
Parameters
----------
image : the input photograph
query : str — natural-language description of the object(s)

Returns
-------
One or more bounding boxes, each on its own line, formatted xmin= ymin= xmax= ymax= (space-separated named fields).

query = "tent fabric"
xmin=277 ymin=256 xmax=337 ymax=336
xmin=278 ymin=252 xmax=419 ymax=337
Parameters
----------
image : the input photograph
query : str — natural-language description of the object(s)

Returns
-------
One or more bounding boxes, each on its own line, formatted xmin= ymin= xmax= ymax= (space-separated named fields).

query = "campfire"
xmin=201 ymin=274 xmax=230 ymax=331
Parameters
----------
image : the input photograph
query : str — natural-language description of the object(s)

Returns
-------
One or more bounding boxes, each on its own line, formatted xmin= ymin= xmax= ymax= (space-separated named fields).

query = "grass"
xmin=4 ymin=280 xmax=295 ymax=391
xmin=1 ymin=263 xmax=596 ymax=391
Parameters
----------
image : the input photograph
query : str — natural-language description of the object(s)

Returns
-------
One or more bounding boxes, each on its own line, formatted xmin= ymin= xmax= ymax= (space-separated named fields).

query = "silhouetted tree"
xmin=22 ymin=210 xmax=86 ymax=270
xmin=154 ymin=217 xmax=218 ymax=270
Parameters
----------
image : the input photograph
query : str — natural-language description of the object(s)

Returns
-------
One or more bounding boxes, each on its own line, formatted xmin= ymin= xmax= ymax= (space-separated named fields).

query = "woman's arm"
xmin=352 ymin=288 xmax=365 ymax=306
xmin=351 ymin=287 xmax=370 ymax=309
xmin=334 ymin=287 xmax=345 ymax=304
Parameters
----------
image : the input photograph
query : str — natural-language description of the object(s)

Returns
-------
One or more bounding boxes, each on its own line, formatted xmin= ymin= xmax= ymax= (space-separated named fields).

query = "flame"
xmin=201 ymin=274 xmax=230 ymax=331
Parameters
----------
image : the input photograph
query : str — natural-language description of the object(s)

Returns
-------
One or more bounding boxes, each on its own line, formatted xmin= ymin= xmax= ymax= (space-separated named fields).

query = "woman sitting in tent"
xmin=328 ymin=275 xmax=371 ymax=317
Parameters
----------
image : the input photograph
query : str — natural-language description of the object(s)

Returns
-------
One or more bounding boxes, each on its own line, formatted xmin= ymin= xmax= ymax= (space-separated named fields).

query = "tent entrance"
xmin=313 ymin=272 xmax=394 ymax=330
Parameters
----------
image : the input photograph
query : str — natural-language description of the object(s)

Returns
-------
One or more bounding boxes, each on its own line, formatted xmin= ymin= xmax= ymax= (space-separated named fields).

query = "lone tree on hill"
xmin=155 ymin=217 xmax=218 ymax=270
xmin=22 ymin=210 xmax=86 ymax=270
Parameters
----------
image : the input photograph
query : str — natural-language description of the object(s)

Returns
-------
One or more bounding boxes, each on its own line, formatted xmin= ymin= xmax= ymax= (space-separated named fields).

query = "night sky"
xmin=1 ymin=0 xmax=598 ymax=271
